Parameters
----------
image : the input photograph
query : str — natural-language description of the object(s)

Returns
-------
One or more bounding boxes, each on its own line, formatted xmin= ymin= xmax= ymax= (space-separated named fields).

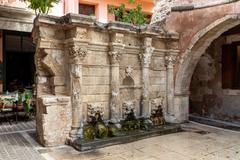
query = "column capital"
xmin=165 ymin=54 xmax=177 ymax=68
xmin=68 ymin=46 xmax=87 ymax=63
xmin=109 ymin=49 xmax=123 ymax=64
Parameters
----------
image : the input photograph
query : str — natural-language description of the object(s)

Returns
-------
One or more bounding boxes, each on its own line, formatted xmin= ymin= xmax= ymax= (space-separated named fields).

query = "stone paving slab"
xmin=0 ymin=133 xmax=45 ymax=160
xmin=0 ymin=120 xmax=35 ymax=135
xmin=48 ymin=122 xmax=240 ymax=160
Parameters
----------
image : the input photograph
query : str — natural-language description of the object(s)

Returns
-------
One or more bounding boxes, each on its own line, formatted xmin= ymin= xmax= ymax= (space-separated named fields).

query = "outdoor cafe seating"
xmin=0 ymin=90 xmax=34 ymax=124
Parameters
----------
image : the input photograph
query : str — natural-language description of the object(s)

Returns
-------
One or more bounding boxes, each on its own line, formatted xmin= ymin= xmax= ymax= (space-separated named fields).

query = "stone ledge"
xmin=35 ymin=14 xmax=178 ymax=39
xmin=0 ymin=5 xmax=34 ymax=20
xmin=38 ymin=95 xmax=71 ymax=106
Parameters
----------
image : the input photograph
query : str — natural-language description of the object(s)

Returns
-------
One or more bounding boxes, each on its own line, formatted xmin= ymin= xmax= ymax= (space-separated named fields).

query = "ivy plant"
xmin=108 ymin=0 xmax=147 ymax=25
xmin=24 ymin=0 xmax=60 ymax=15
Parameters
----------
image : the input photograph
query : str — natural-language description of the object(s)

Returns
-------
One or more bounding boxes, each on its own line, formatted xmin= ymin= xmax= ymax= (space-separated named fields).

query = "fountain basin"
xmin=68 ymin=123 xmax=181 ymax=151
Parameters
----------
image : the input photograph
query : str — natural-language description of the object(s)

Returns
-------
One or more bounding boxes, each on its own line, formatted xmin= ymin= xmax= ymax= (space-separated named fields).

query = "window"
xmin=222 ymin=43 xmax=240 ymax=89
xmin=79 ymin=3 xmax=95 ymax=16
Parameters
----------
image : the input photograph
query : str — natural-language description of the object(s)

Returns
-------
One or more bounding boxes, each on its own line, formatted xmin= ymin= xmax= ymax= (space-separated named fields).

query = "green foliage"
xmin=24 ymin=0 xmax=60 ymax=15
xmin=18 ymin=90 xmax=33 ymax=117
xmin=128 ymin=0 xmax=136 ymax=4
xmin=108 ymin=1 xmax=147 ymax=25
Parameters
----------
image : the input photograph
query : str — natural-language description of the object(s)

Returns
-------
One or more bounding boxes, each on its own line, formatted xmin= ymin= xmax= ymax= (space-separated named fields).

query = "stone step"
xmin=189 ymin=114 xmax=240 ymax=131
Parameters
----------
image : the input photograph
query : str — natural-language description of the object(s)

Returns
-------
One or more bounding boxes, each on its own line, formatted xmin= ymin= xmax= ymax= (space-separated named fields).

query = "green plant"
xmin=18 ymin=90 xmax=33 ymax=117
xmin=24 ymin=0 xmax=60 ymax=15
xmin=108 ymin=0 xmax=147 ymax=25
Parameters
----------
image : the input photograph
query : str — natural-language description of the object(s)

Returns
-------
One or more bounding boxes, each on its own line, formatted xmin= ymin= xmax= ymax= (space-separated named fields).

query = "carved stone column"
xmin=68 ymin=46 xmax=87 ymax=139
xmin=109 ymin=33 xmax=125 ymax=124
xmin=140 ymin=37 xmax=154 ymax=118
xmin=165 ymin=54 xmax=177 ymax=120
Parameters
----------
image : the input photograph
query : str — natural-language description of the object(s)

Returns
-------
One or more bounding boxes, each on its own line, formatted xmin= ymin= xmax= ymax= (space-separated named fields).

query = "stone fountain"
xmin=32 ymin=14 xmax=181 ymax=149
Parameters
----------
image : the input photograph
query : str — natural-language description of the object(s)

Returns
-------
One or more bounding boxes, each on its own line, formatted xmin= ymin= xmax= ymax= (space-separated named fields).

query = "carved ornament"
xmin=109 ymin=50 xmax=122 ymax=64
xmin=165 ymin=55 xmax=177 ymax=67
xmin=122 ymin=101 xmax=136 ymax=118
xmin=87 ymin=103 xmax=104 ymax=123
xmin=69 ymin=46 xmax=87 ymax=59
xmin=125 ymin=66 xmax=133 ymax=77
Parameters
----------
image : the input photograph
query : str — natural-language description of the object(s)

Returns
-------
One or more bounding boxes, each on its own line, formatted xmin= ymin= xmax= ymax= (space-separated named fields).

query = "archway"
xmin=174 ymin=14 xmax=240 ymax=122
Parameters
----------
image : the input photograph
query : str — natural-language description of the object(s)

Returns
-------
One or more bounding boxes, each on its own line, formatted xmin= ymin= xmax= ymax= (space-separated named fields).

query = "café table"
xmin=0 ymin=93 xmax=19 ymax=124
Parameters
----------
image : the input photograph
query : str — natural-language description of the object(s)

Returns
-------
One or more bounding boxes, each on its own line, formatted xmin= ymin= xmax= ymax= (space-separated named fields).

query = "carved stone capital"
xmin=165 ymin=55 xmax=177 ymax=67
xmin=69 ymin=46 xmax=87 ymax=62
xmin=109 ymin=50 xmax=122 ymax=64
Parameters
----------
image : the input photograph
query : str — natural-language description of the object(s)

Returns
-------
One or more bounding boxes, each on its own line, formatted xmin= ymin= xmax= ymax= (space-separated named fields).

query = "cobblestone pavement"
xmin=48 ymin=122 xmax=240 ymax=160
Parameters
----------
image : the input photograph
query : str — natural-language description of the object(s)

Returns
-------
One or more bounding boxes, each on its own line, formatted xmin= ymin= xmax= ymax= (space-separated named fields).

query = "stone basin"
xmin=68 ymin=123 xmax=181 ymax=151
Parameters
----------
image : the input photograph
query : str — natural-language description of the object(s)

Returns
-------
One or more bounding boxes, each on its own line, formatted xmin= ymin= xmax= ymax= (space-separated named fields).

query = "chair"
xmin=0 ymin=99 xmax=16 ymax=124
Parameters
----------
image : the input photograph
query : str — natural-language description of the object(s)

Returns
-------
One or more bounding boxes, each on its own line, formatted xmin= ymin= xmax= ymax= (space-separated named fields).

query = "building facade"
xmin=0 ymin=0 xmax=240 ymax=147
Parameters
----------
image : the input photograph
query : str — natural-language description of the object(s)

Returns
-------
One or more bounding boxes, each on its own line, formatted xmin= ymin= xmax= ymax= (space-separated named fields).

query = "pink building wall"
xmin=66 ymin=0 xmax=154 ymax=23
xmin=0 ymin=0 xmax=153 ymax=23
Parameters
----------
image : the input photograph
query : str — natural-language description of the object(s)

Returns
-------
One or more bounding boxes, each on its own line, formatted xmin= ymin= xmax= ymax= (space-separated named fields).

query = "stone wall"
xmin=32 ymin=14 xmax=179 ymax=146
xmin=190 ymin=35 xmax=240 ymax=123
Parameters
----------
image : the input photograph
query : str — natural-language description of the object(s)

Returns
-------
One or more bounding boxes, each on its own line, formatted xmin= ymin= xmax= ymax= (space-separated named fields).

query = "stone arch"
xmin=174 ymin=14 xmax=240 ymax=122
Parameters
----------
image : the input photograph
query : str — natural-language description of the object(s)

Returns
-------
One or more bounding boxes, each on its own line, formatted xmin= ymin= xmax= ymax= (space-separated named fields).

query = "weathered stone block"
xmin=36 ymin=95 xmax=71 ymax=147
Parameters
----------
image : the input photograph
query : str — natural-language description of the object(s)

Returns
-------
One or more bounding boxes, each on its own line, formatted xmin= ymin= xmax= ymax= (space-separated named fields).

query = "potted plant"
xmin=108 ymin=0 xmax=148 ymax=25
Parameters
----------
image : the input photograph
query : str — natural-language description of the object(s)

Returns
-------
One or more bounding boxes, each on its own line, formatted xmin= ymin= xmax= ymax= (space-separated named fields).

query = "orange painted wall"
xmin=78 ymin=0 xmax=154 ymax=23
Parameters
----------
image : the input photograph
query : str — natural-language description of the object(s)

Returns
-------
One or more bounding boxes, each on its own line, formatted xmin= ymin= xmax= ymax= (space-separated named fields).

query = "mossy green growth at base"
xmin=95 ymin=122 xmax=108 ymax=139
xmin=83 ymin=125 xmax=95 ymax=140
xmin=122 ymin=120 xmax=141 ymax=131
xmin=108 ymin=124 xmax=118 ymax=137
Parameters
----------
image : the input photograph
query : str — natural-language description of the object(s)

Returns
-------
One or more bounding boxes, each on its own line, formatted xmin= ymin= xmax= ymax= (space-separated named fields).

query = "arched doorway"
xmin=174 ymin=15 xmax=240 ymax=123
